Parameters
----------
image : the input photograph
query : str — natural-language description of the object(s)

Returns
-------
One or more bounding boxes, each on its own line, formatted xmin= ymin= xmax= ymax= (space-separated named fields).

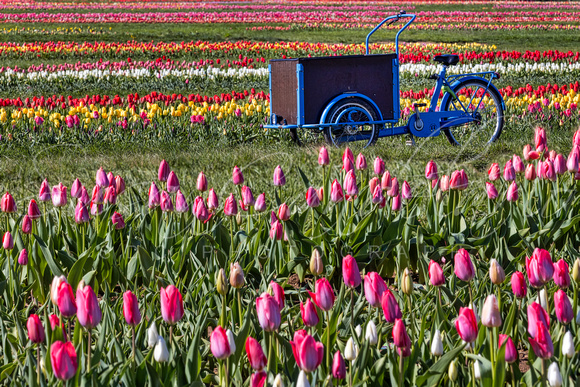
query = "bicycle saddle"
xmin=433 ymin=55 xmax=460 ymax=66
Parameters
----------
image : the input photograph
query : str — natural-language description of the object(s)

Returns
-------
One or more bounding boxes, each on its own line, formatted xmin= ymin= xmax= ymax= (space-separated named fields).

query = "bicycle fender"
xmin=318 ymin=93 xmax=383 ymax=130
xmin=440 ymin=76 xmax=505 ymax=112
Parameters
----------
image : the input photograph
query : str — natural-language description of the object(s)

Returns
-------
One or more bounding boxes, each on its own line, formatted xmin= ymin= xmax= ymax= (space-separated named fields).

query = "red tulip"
xmin=76 ymin=283 xmax=102 ymax=329
xmin=425 ymin=160 xmax=438 ymax=180
xmin=330 ymin=179 xmax=344 ymax=203
xmin=429 ymin=260 xmax=445 ymax=286
xmin=224 ymin=193 xmax=238 ymax=216
xmin=308 ymin=278 xmax=335 ymax=311
xmin=57 ymin=282 xmax=77 ymax=318
xmin=268 ymin=281 xmax=285 ymax=311
xmin=158 ymin=160 xmax=169 ymax=182
xmin=506 ymin=181 xmax=518 ymax=202
xmin=382 ymin=289 xmax=402 ymax=323
xmin=306 ymin=187 xmax=320 ymax=207
xmin=513 ymin=155 xmax=525 ymax=173
xmin=251 ymin=372 xmax=267 ymax=387
xmin=526 ymin=248 xmax=554 ymax=288
xmin=318 ymin=147 xmax=330 ymax=166
xmin=525 ymin=164 xmax=537 ymax=180
xmin=528 ymin=321 xmax=553 ymax=359
xmin=393 ymin=319 xmax=411 ymax=357
xmin=21 ymin=215 xmax=32 ymax=234
xmin=290 ymin=330 xmax=324 ymax=372
xmin=455 ymin=307 xmax=478 ymax=343
xmin=256 ymin=292 xmax=281 ymax=332
xmin=387 ymin=177 xmax=399 ymax=197
xmin=554 ymin=289 xmax=573 ymax=324
xmin=485 ymin=182 xmax=498 ymax=200
xmin=488 ymin=163 xmax=500 ymax=181
xmin=342 ymin=255 xmax=361 ymax=288
xmin=245 ymin=336 xmax=267 ymax=371
xmin=232 ymin=165 xmax=244 ymax=185
xmin=535 ymin=126 xmax=547 ymax=152
xmin=527 ymin=302 xmax=550 ymax=338
xmin=1 ymin=192 xmax=16 ymax=213
xmin=454 ymin=248 xmax=475 ymax=282
xmin=300 ymin=299 xmax=319 ymax=327
xmin=511 ymin=271 xmax=527 ymax=298
xmin=450 ymin=169 xmax=468 ymax=190
xmin=364 ymin=272 xmax=387 ymax=308
xmin=499 ymin=334 xmax=517 ymax=363
xmin=196 ymin=172 xmax=207 ymax=192
xmin=210 ymin=326 xmax=232 ymax=359
xmin=123 ymin=290 xmax=141 ymax=326
xmin=273 ymin=165 xmax=286 ymax=186
xmin=343 ymin=170 xmax=358 ymax=197
xmin=148 ymin=182 xmax=160 ymax=208
xmin=332 ymin=351 xmax=346 ymax=379
xmin=374 ymin=157 xmax=385 ymax=176
xmin=355 ymin=153 xmax=367 ymax=170
xmin=160 ymin=285 xmax=184 ymax=325
xmin=50 ymin=341 xmax=78 ymax=380
xmin=52 ymin=183 xmax=67 ymax=207
xmin=503 ymin=160 xmax=515 ymax=181
xmin=39 ymin=179 xmax=51 ymax=202
xmin=553 ymin=259 xmax=570 ymax=289
xmin=27 ymin=314 xmax=45 ymax=343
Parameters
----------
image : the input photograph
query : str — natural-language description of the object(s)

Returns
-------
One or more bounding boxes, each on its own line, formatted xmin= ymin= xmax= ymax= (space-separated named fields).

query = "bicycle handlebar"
xmin=365 ymin=13 xmax=416 ymax=57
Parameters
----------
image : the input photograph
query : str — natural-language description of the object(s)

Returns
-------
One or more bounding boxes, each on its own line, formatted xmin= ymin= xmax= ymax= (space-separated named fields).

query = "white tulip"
xmin=562 ymin=331 xmax=575 ymax=359
xmin=154 ymin=336 xmax=169 ymax=362
xmin=147 ymin=321 xmax=159 ymax=348
xmin=547 ymin=362 xmax=562 ymax=387
xmin=344 ymin=337 xmax=358 ymax=361
xmin=226 ymin=329 xmax=236 ymax=354
xmin=365 ymin=321 xmax=378 ymax=345
xmin=296 ymin=370 xmax=310 ymax=387
xmin=431 ymin=330 xmax=444 ymax=356
xmin=538 ymin=288 xmax=548 ymax=312
xmin=355 ymin=325 xmax=362 ymax=338
xmin=273 ymin=374 xmax=284 ymax=387
xmin=474 ymin=361 xmax=481 ymax=380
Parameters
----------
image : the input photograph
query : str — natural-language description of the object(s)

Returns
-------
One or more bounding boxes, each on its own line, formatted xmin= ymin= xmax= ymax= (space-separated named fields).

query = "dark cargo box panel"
xmin=270 ymin=54 xmax=397 ymax=126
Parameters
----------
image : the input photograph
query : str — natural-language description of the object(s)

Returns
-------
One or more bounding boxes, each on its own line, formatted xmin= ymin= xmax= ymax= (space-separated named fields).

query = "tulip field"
xmin=3 ymin=0 xmax=580 ymax=386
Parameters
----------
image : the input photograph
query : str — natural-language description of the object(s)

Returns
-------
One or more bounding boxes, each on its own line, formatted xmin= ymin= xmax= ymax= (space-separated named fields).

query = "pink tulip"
xmin=330 ymin=180 xmax=344 ymax=203
xmin=535 ymin=126 xmax=547 ymax=152
xmin=429 ymin=260 xmax=445 ymax=286
xmin=210 ymin=326 xmax=232 ymax=359
xmin=18 ymin=249 xmax=28 ymax=265
xmin=455 ymin=307 xmax=478 ymax=343
xmin=392 ymin=193 xmax=402 ymax=211
xmin=74 ymin=202 xmax=89 ymax=224
xmin=27 ymin=314 xmax=45 ymax=344
xmin=425 ymin=160 xmax=438 ymax=180
xmin=95 ymin=167 xmax=109 ymax=188
xmin=160 ymin=191 xmax=173 ymax=212
xmin=158 ymin=160 xmax=169 ymax=182
xmin=387 ymin=177 xmax=399 ymax=197
xmin=115 ymin=175 xmax=126 ymax=195
xmin=393 ymin=319 xmax=411 ymax=357
xmin=506 ymin=181 xmax=518 ymax=202
xmin=355 ymin=153 xmax=367 ymax=170
xmin=166 ymin=171 xmax=180 ymax=193
xmin=369 ymin=177 xmax=379 ymax=196
xmin=503 ymin=160 xmax=516 ymax=181
xmin=308 ymin=278 xmax=335 ymax=311
xmin=553 ymin=259 xmax=570 ymax=289
xmin=21 ymin=215 xmax=32 ymax=234
xmin=332 ymin=351 xmax=346 ymax=379
xmin=273 ymin=165 xmax=286 ymax=186
xmin=318 ymin=147 xmax=330 ymax=166
xmin=242 ymin=186 xmax=255 ymax=207
xmin=232 ymin=165 xmax=244 ymax=185
xmin=111 ymin=212 xmax=125 ymax=229
xmin=123 ymin=290 xmax=141 ymax=326
xmin=343 ymin=158 xmax=353 ymax=174
xmin=192 ymin=196 xmax=208 ymax=221
xmin=554 ymin=289 xmax=573 ymax=324
xmin=440 ymin=175 xmax=450 ymax=192
xmin=196 ymin=172 xmax=207 ymax=192
xmin=79 ymin=186 xmax=89 ymax=206
xmin=91 ymin=185 xmax=104 ymax=205
xmin=71 ymin=179 xmax=82 ymax=199
xmin=343 ymin=147 xmax=354 ymax=164
xmin=554 ymin=154 xmax=566 ymax=175
xmin=50 ymin=341 xmax=78 ymax=380
xmin=343 ymin=170 xmax=358 ymax=197
xmin=481 ymin=294 xmax=501 ymax=327
xmin=499 ymin=335 xmax=517 ymax=363
xmin=523 ymin=144 xmax=532 ymax=160
xmin=306 ymin=187 xmax=320 ymax=207
xmin=254 ymin=193 xmax=266 ymax=212
xmin=381 ymin=287 xmax=403 ymax=323
xmin=364 ymin=272 xmax=387 ymax=308
xmin=246 ymin=336 xmax=267 ymax=371
xmin=207 ymin=188 xmax=219 ymax=211
xmin=224 ymin=193 xmax=238 ymax=216
xmin=511 ymin=271 xmax=527 ymax=298
xmin=372 ymin=185 xmax=383 ymax=204
xmin=317 ymin=187 xmax=324 ymax=202
xmin=39 ymin=179 xmax=51 ymax=202
xmin=486 ymin=182 xmax=498 ymax=200
xmin=52 ymin=183 xmax=67 ymax=207
xmin=270 ymin=218 xmax=283 ymax=240
xmin=525 ymin=164 xmax=537 ymax=180
xmin=454 ymin=248 xmax=475 ymax=282
xmin=574 ymin=129 xmax=580 ymax=146
xmin=278 ymin=203 xmax=290 ymax=221
xmin=104 ymin=186 xmax=117 ymax=205
xmin=160 ymin=285 xmax=184 ymax=325
xmin=381 ymin=171 xmax=392 ymax=191
xmin=402 ymin=181 xmax=412 ymax=200
xmin=374 ymin=157 xmax=385 ymax=176
xmin=342 ymin=255 xmax=361 ymax=288
xmin=268 ymin=281 xmax=285 ymax=311
xmin=526 ymin=248 xmax=554 ymax=288
xmin=488 ymin=163 xmax=500 ymax=181
xmin=175 ymin=190 xmax=189 ymax=213
xmin=290 ymin=330 xmax=324 ymax=372
xmin=148 ymin=182 xmax=160 ymax=208
xmin=528 ymin=321 xmax=553 ymax=359
xmin=513 ymin=155 xmax=525 ymax=173
xmin=256 ymin=292 xmax=281 ymax=332
xmin=300 ymin=299 xmax=319 ymax=327
xmin=543 ymin=160 xmax=556 ymax=181
xmin=567 ymin=146 xmax=580 ymax=172
xmin=450 ymin=169 xmax=468 ymax=190
xmin=251 ymin=372 xmax=266 ymax=387
xmin=27 ymin=199 xmax=41 ymax=220
xmin=57 ymin=282 xmax=77 ymax=318
xmin=2 ymin=231 xmax=13 ymax=250
xmin=527 ymin=302 xmax=550 ymax=338
xmin=76 ymin=283 xmax=102 ymax=329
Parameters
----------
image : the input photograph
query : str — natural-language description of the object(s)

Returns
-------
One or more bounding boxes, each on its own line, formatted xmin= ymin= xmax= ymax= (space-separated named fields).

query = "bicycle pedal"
xmin=428 ymin=74 xmax=439 ymax=80
xmin=413 ymin=103 xmax=426 ymax=108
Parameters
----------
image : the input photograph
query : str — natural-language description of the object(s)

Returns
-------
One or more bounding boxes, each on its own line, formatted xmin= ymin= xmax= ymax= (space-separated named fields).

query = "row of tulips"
xmin=2 ymin=127 xmax=580 ymax=384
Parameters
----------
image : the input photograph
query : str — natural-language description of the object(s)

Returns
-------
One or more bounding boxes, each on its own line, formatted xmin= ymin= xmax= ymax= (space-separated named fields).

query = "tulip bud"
xmin=448 ymin=359 xmax=459 ymax=381
xmin=22 ymin=215 xmax=32 ymax=234
xmin=310 ymin=248 xmax=323 ymax=276
xmin=573 ymin=258 xmax=580 ymax=283
xmin=344 ymin=337 xmax=358 ymax=361
xmin=2 ymin=231 xmax=14 ymax=250
xmin=216 ymin=268 xmax=228 ymax=295
xmin=355 ymin=325 xmax=362 ymax=338
xmin=232 ymin=165 xmax=244 ymax=185
xmin=489 ymin=259 xmax=505 ymax=285
xmin=154 ymin=336 xmax=169 ymax=362
xmin=318 ymin=147 xmax=330 ymax=166
xmin=147 ymin=322 xmax=159 ymax=347
xmin=431 ymin=330 xmax=443 ymax=356
xmin=474 ymin=361 xmax=481 ymax=380
xmin=562 ymin=331 xmax=575 ymax=359
xmin=401 ymin=268 xmax=413 ymax=295
xmin=547 ymin=362 xmax=562 ymax=387
xmin=273 ymin=165 xmax=286 ymax=186
xmin=297 ymin=370 xmax=310 ymax=387
xmin=18 ymin=249 xmax=28 ymax=265
xmin=229 ymin=263 xmax=245 ymax=289
xmin=273 ymin=374 xmax=284 ymax=387
xmin=365 ymin=321 xmax=378 ymax=345
xmin=27 ymin=314 xmax=45 ymax=344
xmin=300 ymin=299 xmax=319 ymax=327
xmin=538 ymin=288 xmax=549 ymax=312
xmin=482 ymin=295 xmax=501 ymax=328
xmin=332 ymin=351 xmax=346 ymax=379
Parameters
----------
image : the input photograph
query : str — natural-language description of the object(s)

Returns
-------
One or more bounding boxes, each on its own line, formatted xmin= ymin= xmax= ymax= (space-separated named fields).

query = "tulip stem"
xmin=350 ymin=289 xmax=355 ymax=332
xmin=326 ymin=310 xmax=331 ymax=370
xmin=221 ymin=294 xmax=226 ymax=328
xmin=541 ymin=358 xmax=547 ymax=387
xmin=170 ymin=326 xmax=173 ymax=346
xmin=488 ymin=328 xmax=495 ymax=381
xmin=131 ymin=325 xmax=136 ymax=360
xmin=229 ymin=217 xmax=234 ymax=259
xmin=37 ymin=344 xmax=41 ymax=384
xmin=237 ymin=290 xmax=243 ymax=327
xmin=398 ymin=354 xmax=404 ymax=387
xmin=349 ymin=360 xmax=354 ymax=387
xmin=224 ymin=358 xmax=229 ymax=387
xmin=87 ymin=330 xmax=92 ymax=372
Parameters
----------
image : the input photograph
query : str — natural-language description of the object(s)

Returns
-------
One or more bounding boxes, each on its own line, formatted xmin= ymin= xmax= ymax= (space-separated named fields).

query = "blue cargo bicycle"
xmin=264 ymin=11 xmax=505 ymax=147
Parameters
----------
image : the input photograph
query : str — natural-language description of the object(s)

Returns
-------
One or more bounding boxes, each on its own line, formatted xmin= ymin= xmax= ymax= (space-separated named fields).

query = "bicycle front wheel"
xmin=441 ymin=79 xmax=504 ymax=147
